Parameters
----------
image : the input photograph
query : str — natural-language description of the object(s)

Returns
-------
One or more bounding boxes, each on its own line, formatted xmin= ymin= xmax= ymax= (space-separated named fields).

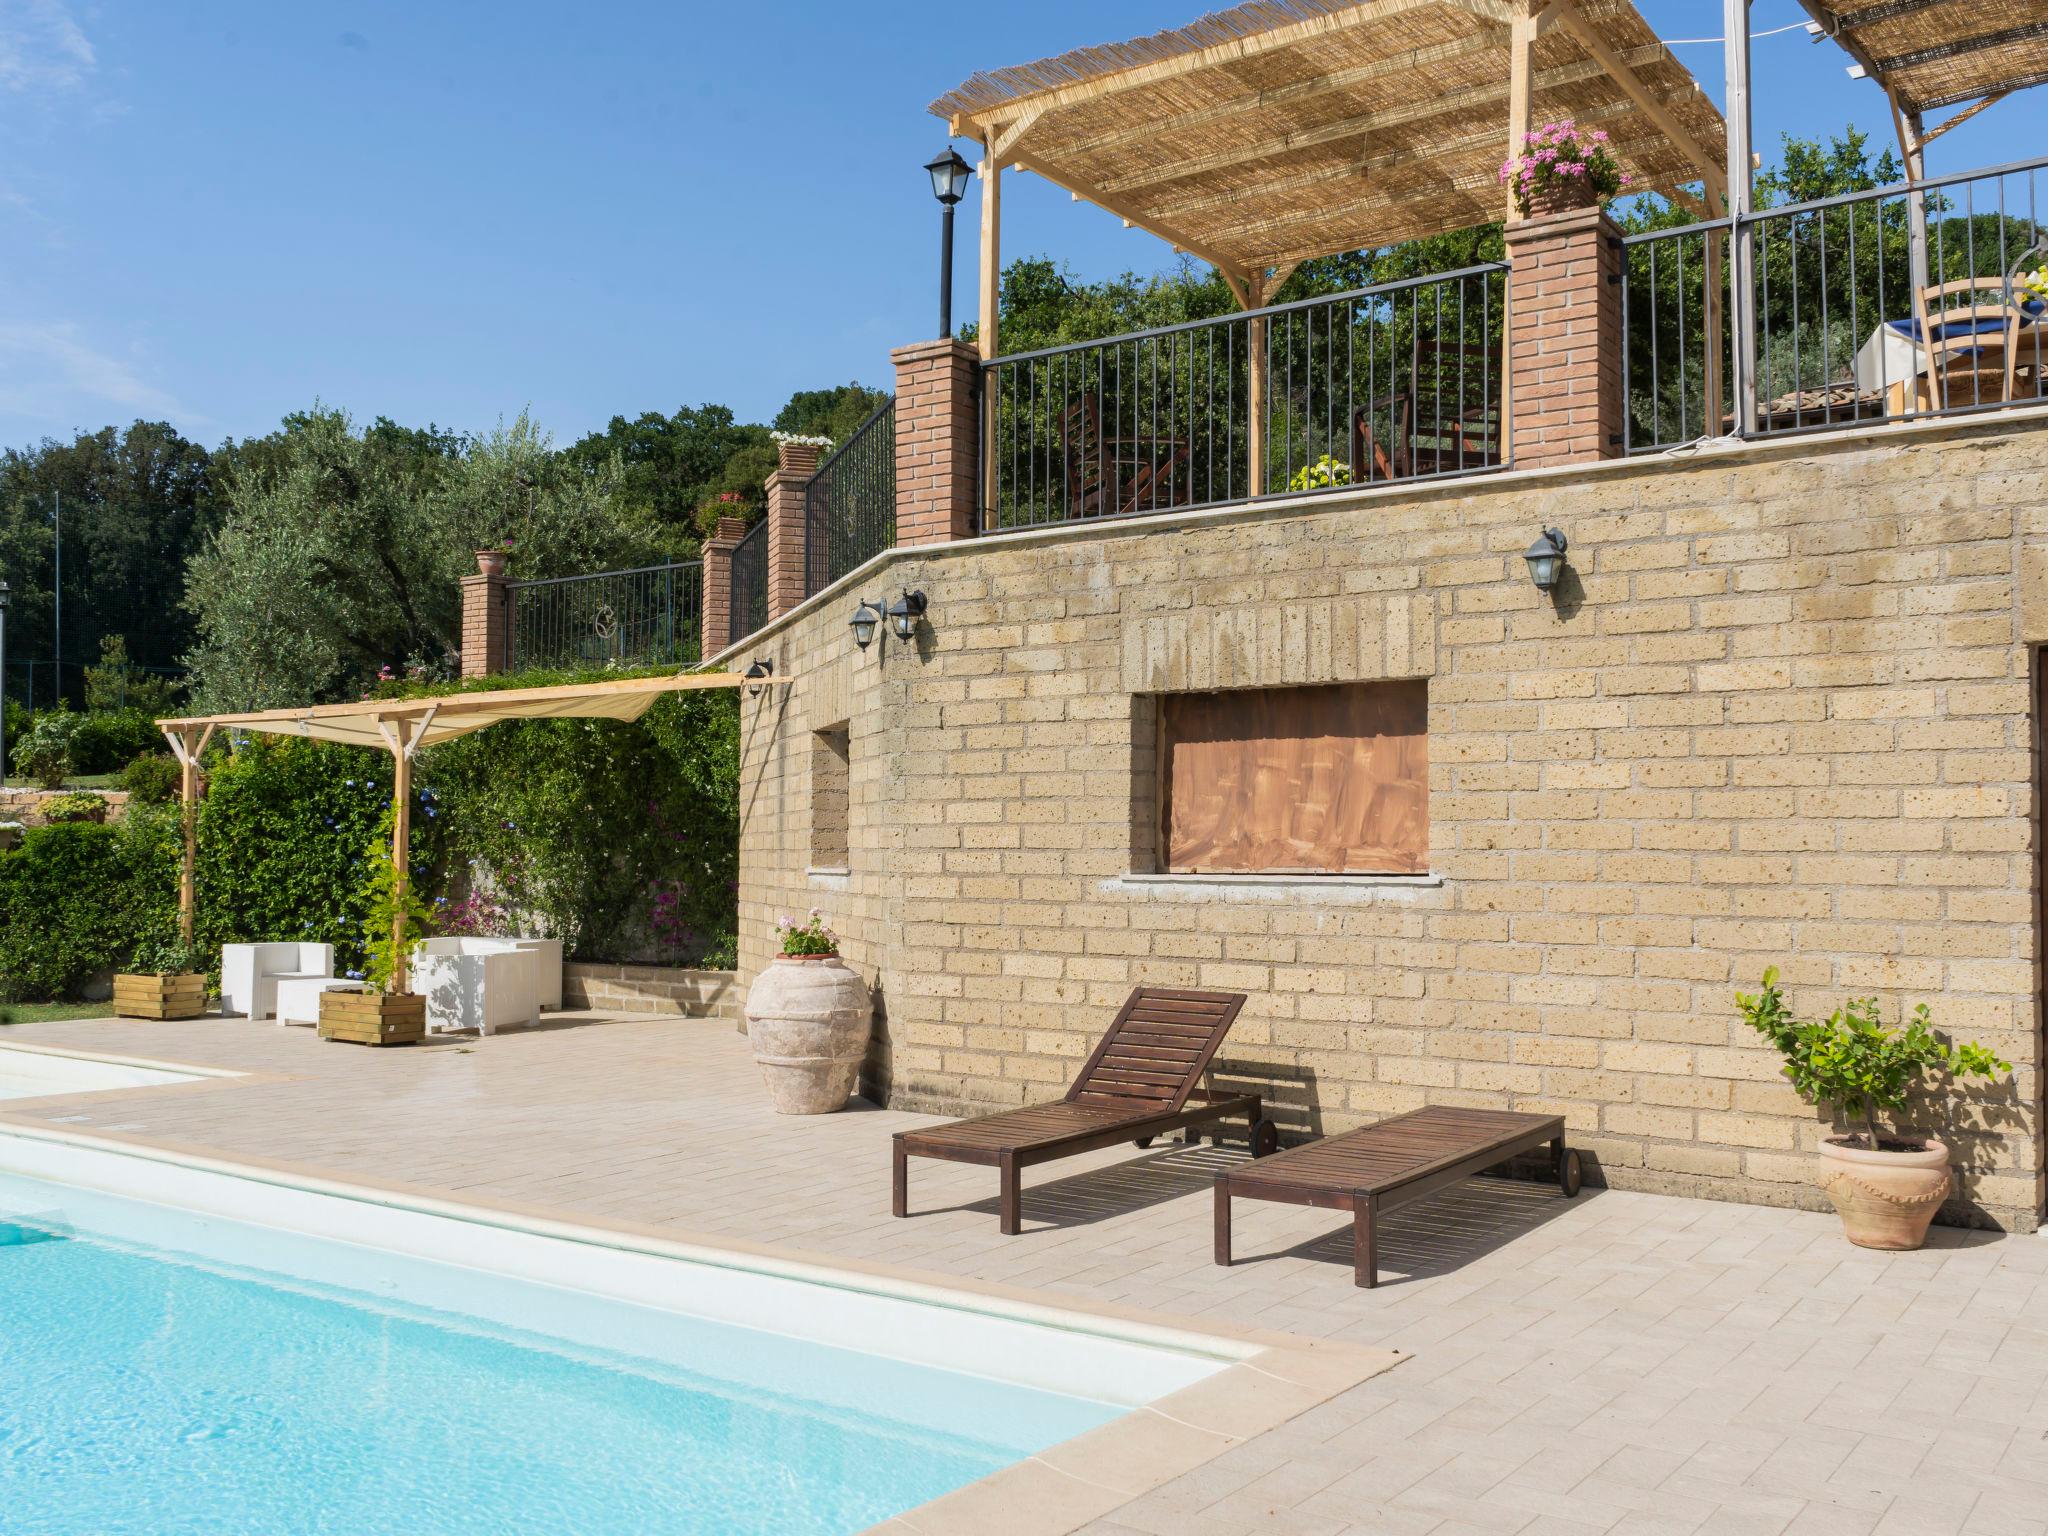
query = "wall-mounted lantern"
xmin=744 ymin=657 xmax=773 ymax=698
xmin=849 ymin=600 xmax=882 ymax=651
xmin=1523 ymin=528 xmax=1568 ymax=593
xmin=887 ymin=590 xmax=927 ymax=641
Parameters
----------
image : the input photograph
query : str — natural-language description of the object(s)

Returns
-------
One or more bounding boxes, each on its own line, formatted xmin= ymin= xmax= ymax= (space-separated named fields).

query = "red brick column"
xmin=892 ymin=339 xmax=979 ymax=546
xmin=458 ymin=551 xmax=510 ymax=677
xmin=1504 ymin=205 xmax=1625 ymax=469
xmin=700 ymin=516 xmax=745 ymax=657
xmin=764 ymin=439 xmax=820 ymax=622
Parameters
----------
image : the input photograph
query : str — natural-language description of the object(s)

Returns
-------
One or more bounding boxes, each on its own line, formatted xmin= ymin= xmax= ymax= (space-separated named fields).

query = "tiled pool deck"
xmin=4 ymin=1011 xmax=2047 ymax=1535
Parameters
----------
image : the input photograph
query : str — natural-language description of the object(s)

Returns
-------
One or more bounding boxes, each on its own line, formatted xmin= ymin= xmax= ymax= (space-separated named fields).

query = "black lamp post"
xmin=925 ymin=147 xmax=974 ymax=339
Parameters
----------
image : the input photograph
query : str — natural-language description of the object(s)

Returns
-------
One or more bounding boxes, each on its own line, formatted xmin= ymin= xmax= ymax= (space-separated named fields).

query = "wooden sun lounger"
xmin=892 ymin=987 xmax=1277 ymax=1234
xmin=1213 ymin=1105 xmax=1581 ymax=1288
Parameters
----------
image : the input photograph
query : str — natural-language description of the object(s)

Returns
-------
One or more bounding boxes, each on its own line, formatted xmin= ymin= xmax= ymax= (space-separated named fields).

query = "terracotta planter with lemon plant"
xmin=745 ymin=911 xmax=871 ymax=1115
xmin=1736 ymin=968 xmax=2010 ymax=1250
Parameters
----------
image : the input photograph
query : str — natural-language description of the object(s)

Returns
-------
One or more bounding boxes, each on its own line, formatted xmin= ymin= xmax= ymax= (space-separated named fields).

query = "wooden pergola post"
xmin=162 ymin=723 xmax=216 ymax=945
xmin=978 ymin=147 xmax=1002 ymax=523
xmin=374 ymin=707 xmax=436 ymax=995
xmin=1245 ymin=273 xmax=1267 ymax=496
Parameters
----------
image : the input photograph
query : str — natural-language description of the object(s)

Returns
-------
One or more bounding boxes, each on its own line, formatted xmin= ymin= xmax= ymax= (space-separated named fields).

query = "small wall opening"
xmin=810 ymin=724 xmax=850 ymax=872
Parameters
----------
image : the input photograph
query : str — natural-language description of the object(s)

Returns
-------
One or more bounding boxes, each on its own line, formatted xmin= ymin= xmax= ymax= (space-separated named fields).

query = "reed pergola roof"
xmin=931 ymin=0 xmax=1727 ymax=287
xmin=1798 ymin=0 xmax=2048 ymax=116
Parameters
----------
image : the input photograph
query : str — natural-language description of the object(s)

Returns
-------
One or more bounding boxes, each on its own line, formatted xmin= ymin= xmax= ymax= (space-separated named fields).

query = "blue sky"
xmin=0 ymin=1 xmax=2040 ymax=450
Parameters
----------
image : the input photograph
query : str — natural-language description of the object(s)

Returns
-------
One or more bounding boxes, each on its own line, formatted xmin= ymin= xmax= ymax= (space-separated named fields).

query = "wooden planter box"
xmin=317 ymin=988 xmax=426 ymax=1047
xmin=112 ymin=972 xmax=206 ymax=1021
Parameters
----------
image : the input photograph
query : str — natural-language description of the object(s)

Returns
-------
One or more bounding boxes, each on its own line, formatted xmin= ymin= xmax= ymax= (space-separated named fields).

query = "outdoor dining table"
xmin=1852 ymin=303 xmax=2045 ymax=407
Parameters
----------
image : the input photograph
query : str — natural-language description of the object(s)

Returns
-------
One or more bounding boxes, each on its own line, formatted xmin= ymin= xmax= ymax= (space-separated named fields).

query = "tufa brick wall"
xmin=736 ymin=411 xmax=2048 ymax=1232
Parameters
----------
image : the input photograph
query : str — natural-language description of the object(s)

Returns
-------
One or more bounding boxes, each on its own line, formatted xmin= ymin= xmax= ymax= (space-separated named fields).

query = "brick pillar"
xmin=892 ymin=338 xmax=979 ymax=546
xmin=701 ymin=515 xmax=745 ymax=656
xmin=764 ymin=439 xmax=819 ymax=622
xmin=1504 ymin=205 xmax=1625 ymax=469
xmin=458 ymin=551 xmax=510 ymax=677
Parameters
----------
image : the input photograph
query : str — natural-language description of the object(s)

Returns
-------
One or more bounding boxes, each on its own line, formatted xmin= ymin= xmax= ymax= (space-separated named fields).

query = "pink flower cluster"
xmin=1499 ymin=120 xmax=1630 ymax=213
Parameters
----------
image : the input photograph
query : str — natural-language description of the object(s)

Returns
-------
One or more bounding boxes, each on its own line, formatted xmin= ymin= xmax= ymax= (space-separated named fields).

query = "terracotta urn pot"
xmin=1817 ymin=1135 xmax=1951 ymax=1250
xmin=474 ymin=548 xmax=509 ymax=578
xmin=1522 ymin=182 xmax=1599 ymax=219
xmin=744 ymin=954 xmax=872 ymax=1114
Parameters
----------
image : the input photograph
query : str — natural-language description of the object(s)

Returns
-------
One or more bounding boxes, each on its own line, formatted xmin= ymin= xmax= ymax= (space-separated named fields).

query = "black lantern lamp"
xmin=849 ymin=600 xmax=882 ymax=651
xmin=887 ymin=590 xmax=927 ymax=641
xmin=1523 ymin=528 xmax=1568 ymax=592
xmin=743 ymin=657 xmax=773 ymax=698
xmin=925 ymin=146 xmax=974 ymax=338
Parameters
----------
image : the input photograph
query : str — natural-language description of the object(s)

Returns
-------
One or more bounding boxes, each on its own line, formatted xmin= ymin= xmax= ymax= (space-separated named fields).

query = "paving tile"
xmin=4 ymin=1013 xmax=2045 ymax=1536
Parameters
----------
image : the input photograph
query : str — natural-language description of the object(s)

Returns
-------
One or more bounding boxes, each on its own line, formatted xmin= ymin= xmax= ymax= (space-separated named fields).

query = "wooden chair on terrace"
xmin=892 ymin=987 xmax=1277 ymax=1234
xmin=1350 ymin=339 xmax=1504 ymax=482
xmin=1906 ymin=275 xmax=2024 ymax=413
xmin=1063 ymin=393 xmax=1190 ymax=517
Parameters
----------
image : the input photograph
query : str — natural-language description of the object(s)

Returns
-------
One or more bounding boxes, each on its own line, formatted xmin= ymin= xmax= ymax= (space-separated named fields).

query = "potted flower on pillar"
xmin=113 ymin=934 xmax=208 ymax=1021
xmin=1500 ymin=120 xmax=1630 ymax=218
xmin=1736 ymin=968 xmax=2010 ymax=1249
xmin=744 ymin=911 xmax=872 ymax=1114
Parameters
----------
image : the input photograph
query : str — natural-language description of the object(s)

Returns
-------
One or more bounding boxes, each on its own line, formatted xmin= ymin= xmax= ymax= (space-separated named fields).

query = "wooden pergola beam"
xmin=1234 ymin=125 xmax=1680 ymax=259
xmin=945 ymin=0 xmax=1479 ymax=140
xmin=1549 ymin=0 xmax=1725 ymax=200
xmin=1043 ymin=24 xmax=1511 ymax=163
xmin=1096 ymin=34 xmax=1682 ymax=202
xmin=1010 ymin=155 xmax=1253 ymax=292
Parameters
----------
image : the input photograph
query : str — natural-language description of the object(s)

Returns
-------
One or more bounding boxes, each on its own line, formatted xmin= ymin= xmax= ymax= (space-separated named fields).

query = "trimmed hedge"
xmin=0 ymin=816 xmax=176 ymax=1000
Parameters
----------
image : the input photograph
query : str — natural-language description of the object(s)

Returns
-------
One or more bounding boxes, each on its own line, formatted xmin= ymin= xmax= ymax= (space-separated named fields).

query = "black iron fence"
xmin=728 ymin=519 xmax=767 ymax=649
xmin=980 ymin=263 xmax=1509 ymax=532
xmin=1625 ymin=154 xmax=2048 ymax=450
xmin=506 ymin=561 xmax=702 ymax=672
xmin=805 ymin=398 xmax=896 ymax=596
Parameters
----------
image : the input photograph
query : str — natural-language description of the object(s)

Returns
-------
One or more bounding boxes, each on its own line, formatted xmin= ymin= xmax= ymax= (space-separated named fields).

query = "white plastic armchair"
xmin=412 ymin=939 xmax=541 ymax=1036
xmin=221 ymin=943 xmax=336 ymax=1021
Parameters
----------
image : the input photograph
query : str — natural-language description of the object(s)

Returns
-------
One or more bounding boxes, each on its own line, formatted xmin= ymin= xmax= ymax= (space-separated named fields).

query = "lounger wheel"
xmin=1559 ymin=1148 xmax=1583 ymax=1198
xmin=1250 ymin=1119 xmax=1279 ymax=1158
xmin=1134 ymin=1136 xmax=1154 ymax=1149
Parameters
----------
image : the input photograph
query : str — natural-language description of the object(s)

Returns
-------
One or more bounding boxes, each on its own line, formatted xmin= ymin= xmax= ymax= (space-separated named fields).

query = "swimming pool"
xmin=0 ymin=1129 xmax=1245 ymax=1535
xmin=0 ymin=1043 xmax=207 ymax=1101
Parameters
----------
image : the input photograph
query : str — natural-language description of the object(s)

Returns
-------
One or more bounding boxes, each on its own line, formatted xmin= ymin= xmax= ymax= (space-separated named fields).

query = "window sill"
xmin=1105 ymin=871 xmax=1443 ymax=901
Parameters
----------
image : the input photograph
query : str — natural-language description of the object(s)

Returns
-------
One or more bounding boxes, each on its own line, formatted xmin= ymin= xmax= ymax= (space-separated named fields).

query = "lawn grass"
xmin=0 ymin=1001 xmax=116 ymax=1024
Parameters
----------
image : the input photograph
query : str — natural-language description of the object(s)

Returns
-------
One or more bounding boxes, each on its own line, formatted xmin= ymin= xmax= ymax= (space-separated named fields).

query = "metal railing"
xmin=728 ymin=519 xmax=767 ymax=648
xmin=804 ymin=398 xmax=896 ymax=595
xmin=1626 ymin=154 xmax=2048 ymax=451
xmin=506 ymin=561 xmax=703 ymax=672
xmin=980 ymin=264 xmax=1508 ymax=532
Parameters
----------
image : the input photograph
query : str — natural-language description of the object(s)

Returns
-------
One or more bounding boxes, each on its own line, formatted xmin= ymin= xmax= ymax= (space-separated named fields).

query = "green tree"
xmin=0 ymin=420 xmax=216 ymax=704
xmin=182 ymin=406 xmax=670 ymax=712
xmin=563 ymin=403 xmax=772 ymax=536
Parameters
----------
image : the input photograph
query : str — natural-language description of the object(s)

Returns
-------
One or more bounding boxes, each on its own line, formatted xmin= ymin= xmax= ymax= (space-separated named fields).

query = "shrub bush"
xmin=0 ymin=816 xmax=175 ymax=1000
xmin=12 ymin=713 xmax=73 ymax=789
xmin=424 ymin=682 xmax=737 ymax=965
xmin=121 ymin=754 xmax=182 ymax=805
xmin=193 ymin=736 xmax=437 ymax=978
xmin=39 ymin=791 xmax=110 ymax=825
xmin=67 ymin=710 xmax=167 ymax=776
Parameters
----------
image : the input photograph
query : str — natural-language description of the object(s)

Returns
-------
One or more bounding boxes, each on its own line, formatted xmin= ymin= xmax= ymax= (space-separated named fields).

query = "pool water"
xmin=0 ymin=1185 xmax=1122 ymax=1534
